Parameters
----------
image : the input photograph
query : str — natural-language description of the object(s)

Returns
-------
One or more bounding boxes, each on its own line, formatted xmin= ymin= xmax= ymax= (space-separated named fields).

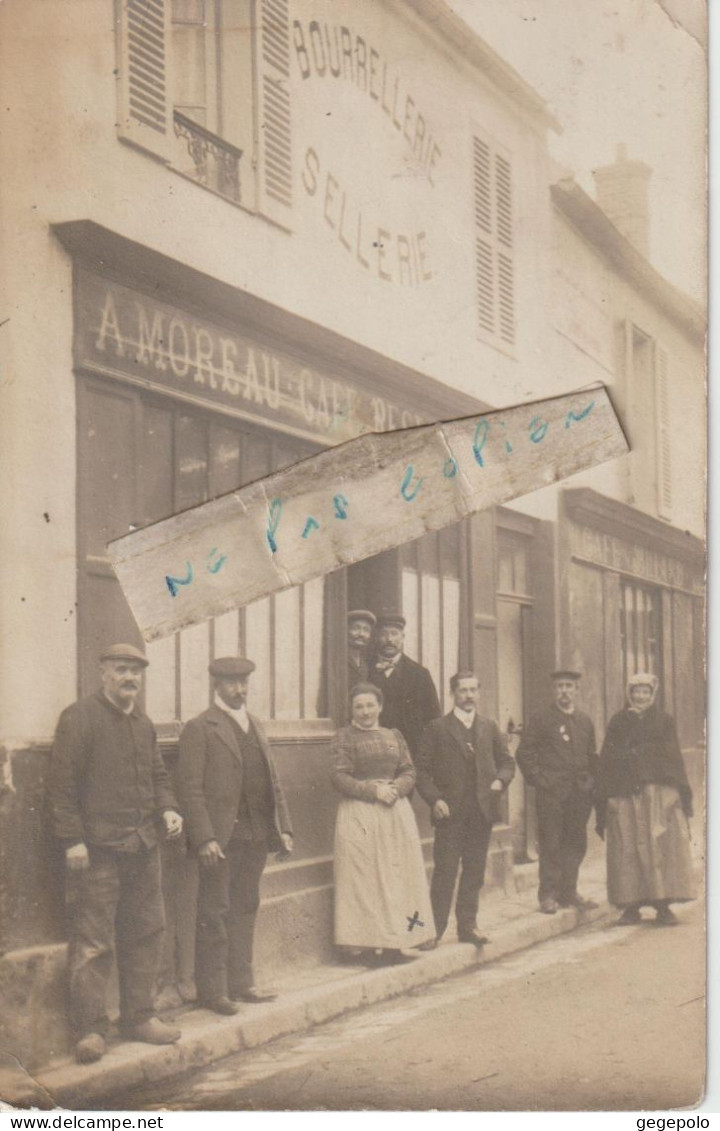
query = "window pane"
xmin=421 ymin=573 xmax=441 ymax=695
xmin=214 ymin=610 xmax=239 ymax=656
xmin=209 ymin=424 xmax=242 ymax=497
xmin=245 ymin=596 xmax=271 ymax=718
xmin=175 ymin=415 xmax=208 ymax=511
xmin=402 ymin=569 xmax=419 ymax=661
xmin=145 ymin=635 xmax=177 ymax=723
xmin=442 ymin=577 xmax=461 ymax=711
xmin=243 ymin=434 xmax=272 ymax=486
xmin=274 ymin=587 xmax=301 ymax=719
xmin=172 ymin=0 xmax=208 ymax=123
xmin=180 ymin=621 xmax=211 ymax=719
xmin=496 ymin=600 xmax=523 ymax=732
xmin=498 ymin=548 xmax=513 ymax=592
xmin=303 ymin=577 xmax=325 ymax=719
xmin=141 ymin=405 xmax=173 ymax=524
xmin=439 ymin=524 xmax=461 ymax=578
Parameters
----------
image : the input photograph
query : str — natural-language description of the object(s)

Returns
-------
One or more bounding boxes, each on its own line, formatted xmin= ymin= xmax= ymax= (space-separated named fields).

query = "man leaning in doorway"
xmin=516 ymin=670 xmax=599 ymax=915
xmin=371 ymin=613 xmax=441 ymax=757
xmin=50 ymin=644 xmax=184 ymax=1064
xmin=416 ymin=670 xmax=515 ymax=948
xmin=347 ymin=609 xmax=376 ymax=694
xmin=177 ymin=657 xmax=293 ymax=1016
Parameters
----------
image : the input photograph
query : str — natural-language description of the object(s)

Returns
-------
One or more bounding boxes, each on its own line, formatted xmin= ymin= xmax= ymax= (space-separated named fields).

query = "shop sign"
xmin=74 ymin=270 xmax=426 ymax=443
xmin=570 ymin=523 xmax=703 ymax=593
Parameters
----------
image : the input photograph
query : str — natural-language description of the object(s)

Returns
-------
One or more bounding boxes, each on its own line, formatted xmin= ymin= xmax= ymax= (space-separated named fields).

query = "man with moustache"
xmin=50 ymin=644 xmax=184 ymax=1064
xmin=346 ymin=609 xmax=376 ymax=695
xmin=370 ymin=613 xmax=441 ymax=757
xmin=177 ymin=657 xmax=293 ymax=1015
xmin=516 ymin=670 xmax=599 ymax=915
xmin=416 ymin=671 xmax=515 ymax=948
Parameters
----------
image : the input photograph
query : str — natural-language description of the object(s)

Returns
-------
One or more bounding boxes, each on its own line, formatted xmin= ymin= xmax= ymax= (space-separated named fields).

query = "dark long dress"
xmin=596 ymin=705 xmax=696 ymax=907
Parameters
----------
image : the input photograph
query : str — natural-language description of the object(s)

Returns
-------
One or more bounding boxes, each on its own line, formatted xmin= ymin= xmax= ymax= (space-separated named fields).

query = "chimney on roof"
xmin=593 ymin=143 xmax=652 ymax=257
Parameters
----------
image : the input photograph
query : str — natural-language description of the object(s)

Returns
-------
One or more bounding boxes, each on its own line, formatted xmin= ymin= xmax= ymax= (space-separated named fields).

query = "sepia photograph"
xmin=0 ymin=0 xmax=707 ymax=1115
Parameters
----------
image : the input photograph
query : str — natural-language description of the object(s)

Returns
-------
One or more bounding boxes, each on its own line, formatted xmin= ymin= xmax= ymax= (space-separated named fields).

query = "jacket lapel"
xmin=207 ymin=706 xmax=243 ymax=764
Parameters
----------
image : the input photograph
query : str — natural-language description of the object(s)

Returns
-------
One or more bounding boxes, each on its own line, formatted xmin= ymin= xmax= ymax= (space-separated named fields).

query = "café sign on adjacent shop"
xmin=74 ymin=270 xmax=426 ymax=444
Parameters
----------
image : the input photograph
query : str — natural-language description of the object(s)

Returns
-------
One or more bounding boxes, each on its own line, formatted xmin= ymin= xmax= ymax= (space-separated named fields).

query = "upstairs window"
xmin=116 ymin=0 xmax=292 ymax=224
xmin=473 ymin=134 xmax=515 ymax=350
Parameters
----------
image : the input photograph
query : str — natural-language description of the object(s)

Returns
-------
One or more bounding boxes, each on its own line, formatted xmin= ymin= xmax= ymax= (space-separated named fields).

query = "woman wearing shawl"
xmin=595 ymin=673 xmax=696 ymax=926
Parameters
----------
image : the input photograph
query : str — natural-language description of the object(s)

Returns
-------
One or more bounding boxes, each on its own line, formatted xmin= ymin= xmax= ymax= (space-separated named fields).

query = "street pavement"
xmin=110 ymin=899 xmax=704 ymax=1112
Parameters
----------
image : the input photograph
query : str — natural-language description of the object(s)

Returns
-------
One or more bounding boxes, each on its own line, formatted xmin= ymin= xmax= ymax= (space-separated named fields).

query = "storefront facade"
xmin=0 ymin=0 xmax=704 ymax=1069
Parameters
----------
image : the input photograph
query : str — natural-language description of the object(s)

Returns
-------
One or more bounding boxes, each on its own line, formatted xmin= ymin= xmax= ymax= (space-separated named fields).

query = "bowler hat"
xmin=347 ymin=609 xmax=376 ymax=626
xmin=209 ymin=656 xmax=256 ymax=679
xmin=551 ymin=669 xmax=581 ymax=681
xmin=377 ymin=613 xmax=406 ymax=630
xmin=99 ymin=643 xmax=149 ymax=667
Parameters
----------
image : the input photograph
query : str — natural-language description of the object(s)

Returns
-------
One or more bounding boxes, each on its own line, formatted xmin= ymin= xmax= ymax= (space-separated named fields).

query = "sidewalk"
xmin=0 ymin=857 xmax=619 ymax=1111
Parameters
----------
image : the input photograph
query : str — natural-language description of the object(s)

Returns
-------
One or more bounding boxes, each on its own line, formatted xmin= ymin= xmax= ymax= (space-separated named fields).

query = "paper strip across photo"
xmin=108 ymin=386 xmax=628 ymax=642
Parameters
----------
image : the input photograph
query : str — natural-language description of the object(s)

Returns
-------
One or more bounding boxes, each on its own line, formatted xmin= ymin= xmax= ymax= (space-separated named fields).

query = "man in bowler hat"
xmin=177 ymin=657 xmax=293 ymax=1015
xmin=516 ymin=670 xmax=598 ymax=914
xmin=416 ymin=671 xmax=515 ymax=948
xmin=371 ymin=613 xmax=441 ymax=756
xmin=50 ymin=644 xmax=183 ymax=1064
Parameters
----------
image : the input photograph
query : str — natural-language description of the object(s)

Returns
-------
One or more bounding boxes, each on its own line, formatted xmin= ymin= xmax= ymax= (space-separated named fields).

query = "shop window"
xmin=117 ymin=0 xmax=292 ymax=224
xmin=78 ymin=381 xmax=324 ymax=725
xmin=400 ymin=527 xmax=463 ymax=711
xmin=472 ymin=133 xmax=515 ymax=350
xmin=620 ymin=580 xmax=663 ymax=692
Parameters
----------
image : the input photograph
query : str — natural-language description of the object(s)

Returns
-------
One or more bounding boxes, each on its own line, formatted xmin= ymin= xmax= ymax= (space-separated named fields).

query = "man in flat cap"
xmin=347 ymin=609 xmax=376 ymax=696
xmin=50 ymin=644 xmax=184 ymax=1064
xmin=516 ymin=670 xmax=598 ymax=914
xmin=371 ymin=613 xmax=441 ymax=758
xmin=177 ymin=657 xmax=293 ymax=1015
xmin=416 ymin=670 xmax=515 ymax=948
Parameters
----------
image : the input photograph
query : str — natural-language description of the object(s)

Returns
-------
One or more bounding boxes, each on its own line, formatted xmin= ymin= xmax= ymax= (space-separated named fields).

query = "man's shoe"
xmin=539 ymin=898 xmax=559 ymax=914
xmin=75 ymin=1033 xmax=106 ymax=1064
xmin=232 ymin=987 xmax=277 ymax=1003
xmin=560 ymin=894 xmax=598 ymax=911
xmin=418 ymin=938 xmax=439 ymax=951
xmin=200 ymin=996 xmax=239 ymax=1015
xmin=457 ymin=930 xmax=490 ymax=947
xmin=124 ymin=1017 xmax=181 ymax=1044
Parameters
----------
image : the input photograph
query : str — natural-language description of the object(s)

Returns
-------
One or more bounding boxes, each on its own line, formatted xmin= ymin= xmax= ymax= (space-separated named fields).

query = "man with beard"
xmin=177 ymin=657 xmax=293 ymax=1015
xmin=50 ymin=644 xmax=184 ymax=1064
xmin=346 ymin=609 xmax=376 ymax=697
xmin=516 ymin=670 xmax=599 ymax=915
xmin=370 ymin=613 xmax=441 ymax=757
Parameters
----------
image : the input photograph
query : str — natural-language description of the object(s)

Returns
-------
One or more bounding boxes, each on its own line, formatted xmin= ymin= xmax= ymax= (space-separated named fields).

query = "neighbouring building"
xmin=0 ymin=0 xmax=704 ymax=1070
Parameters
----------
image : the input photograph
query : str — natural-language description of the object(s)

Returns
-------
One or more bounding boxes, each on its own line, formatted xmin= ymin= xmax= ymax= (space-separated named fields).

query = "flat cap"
xmin=100 ymin=643 xmax=149 ymax=667
xmin=209 ymin=656 xmax=256 ymax=679
xmin=551 ymin=669 xmax=581 ymax=681
xmin=377 ymin=613 xmax=406 ymax=630
xmin=347 ymin=609 xmax=377 ymax=626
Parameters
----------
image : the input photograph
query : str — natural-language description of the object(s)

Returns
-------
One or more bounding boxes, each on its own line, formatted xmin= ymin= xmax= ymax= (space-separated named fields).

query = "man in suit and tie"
xmin=371 ymin=613 xmax=441 ymax=757
xmin=177 ymin=657 xmax=293 ymax=1015
xmin=416 ymin=671 xmax=515 ymax=948
xmin=516 ymin=670 xmax=598 ymax=915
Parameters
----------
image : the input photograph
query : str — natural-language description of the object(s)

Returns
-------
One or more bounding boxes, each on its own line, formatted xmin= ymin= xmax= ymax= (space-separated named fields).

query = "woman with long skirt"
xmin=595 ymin=673 xmax=696 ymax=927
xmin=331 ymin=682 xmax=434 ymax=964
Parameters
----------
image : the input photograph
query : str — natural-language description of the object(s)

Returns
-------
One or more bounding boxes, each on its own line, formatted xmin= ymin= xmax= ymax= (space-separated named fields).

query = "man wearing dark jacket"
xmin=50 ymin=644 xmax=183 ymax=1065
xmin=516 ymin=670 xmax=598 ymax=914
xmin=371 ymin=613 xmax=441 ymax=756
xmin=416 ymin=671 xmax=515 ymax=947
xmin=177 ymin=657 xmax=293 ymax=1016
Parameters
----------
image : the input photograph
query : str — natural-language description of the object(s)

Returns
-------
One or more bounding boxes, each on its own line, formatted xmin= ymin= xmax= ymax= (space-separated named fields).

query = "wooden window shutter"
xmin=117 ymin=0 xmax=173 ymax=161
xmin=654 ymin=343 xmax=673 ymax=520
xmin=473 ymin=136 xmax=515 ymax=348
xmin=255 ymin=0 xmax=292 ymax=227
